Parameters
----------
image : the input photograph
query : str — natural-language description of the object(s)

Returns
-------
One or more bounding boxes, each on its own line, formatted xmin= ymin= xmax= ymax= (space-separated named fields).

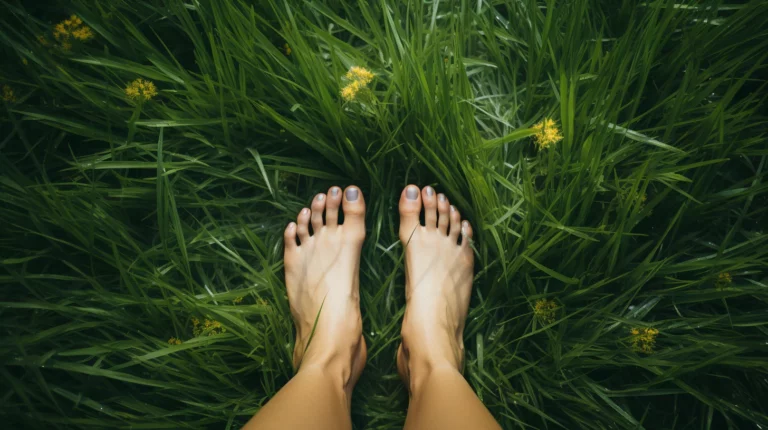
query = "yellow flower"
xmin=715 ymin=272 xmax=732 ymax=289
xmin=71 ymin=26 xmax=94 ymax=41
xmin=630 ymin=327 xmax=659 ymax=354
xmin=283 ymin=43 xmax=292 ymax=56
xmin=37 ymin=34 xmax=49 ymax=46
xmin=344 ymin=66 xmax=374 ymax=85
xmin=2 ymin=85 xmax=17 ymax=103
xmin=192 ymin=318 xmax=226 ymax=337
xmin=533 ymin=299 xmax=559 ymax=324
xmin=341 ymin=80 xmax=364 ymax=102
xmin=233 ymin=296 xmax=244 ymax=304
xmin=341 ymin=66 xmax=374 ymax=102
xmin=125 ymin=78 xmax=158 ymax=101
xmin=22 ymin=58 xmax=28 ymax=66
xmin=52 ymin=15 xmax=94 ymax=49
xmin=531 ymin=118 xmax=563 ymax=150
xmin=168 ymin=337 xmax=182 ymax=345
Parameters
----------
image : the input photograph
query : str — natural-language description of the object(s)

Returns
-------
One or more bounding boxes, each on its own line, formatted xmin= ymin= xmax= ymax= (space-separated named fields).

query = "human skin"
xmin=243 ymin=185 xmax=500 ymax=430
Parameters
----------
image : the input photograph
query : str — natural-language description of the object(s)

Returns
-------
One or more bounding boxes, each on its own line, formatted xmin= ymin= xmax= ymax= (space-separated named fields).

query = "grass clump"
xmin=1 ymin=0 xmax=767 ymax=428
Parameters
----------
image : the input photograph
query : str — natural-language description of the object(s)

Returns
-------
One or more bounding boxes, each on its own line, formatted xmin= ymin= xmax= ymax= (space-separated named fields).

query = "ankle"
xmin=295 ymin=335 xmax=365 ymax=391
xmin=406 ymin=356 xmax=462 ymax=396
xmin=400 ymin=333 xmax=464 ymax=394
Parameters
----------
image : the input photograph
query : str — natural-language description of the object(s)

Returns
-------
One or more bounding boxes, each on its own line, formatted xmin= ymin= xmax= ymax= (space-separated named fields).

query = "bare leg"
xmin=244 ymin=186 xmax=367 ymax=430
xmin=397 ymin=185 xmax=502 ymax=430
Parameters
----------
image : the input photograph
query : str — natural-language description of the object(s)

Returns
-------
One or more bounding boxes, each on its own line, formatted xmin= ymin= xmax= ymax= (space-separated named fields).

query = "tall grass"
xmin=1 ymin=0 xmax=767 ymax=428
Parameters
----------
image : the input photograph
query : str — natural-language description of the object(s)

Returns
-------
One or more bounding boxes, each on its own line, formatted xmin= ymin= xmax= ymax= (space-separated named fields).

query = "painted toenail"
xmin=438 ymin=194 xmax=446 ymax=202
xmin=331 ymin=188 xmax=339 ymax=196
xmin=406 ymin=187 xmax=419 ymax=200
xmin=317 ymin=194 xmax=325 ymax=201
xmin=426 ymin=186 xmax=434 ymax=196
xmin=346 ymin=188 xmax=359 ymax=201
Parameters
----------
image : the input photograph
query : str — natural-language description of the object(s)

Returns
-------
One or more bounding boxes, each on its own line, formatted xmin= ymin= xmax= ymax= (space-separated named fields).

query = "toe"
xmin=449 ymin=205 xmax=461 ymax=242
xmin=422 ymin=186 xmax=438 ymax=230
xmin=284 ymin=222 xmax=298 ymax=251
xmin=399 ymin=185 xmax=422 ymax=244
xmin=342 ymin=186 xmax=366 ymax=239
xmin=296 ymin=207 xmax=310 ymax=243
xmin=460 ymin=220 xmax=473 ymax=248
xmin=437 ymin=193 xmax=450 ymax=235
xmin=325 ymin=186 xmax=342 ymax=228
xmin=311 ymin=193 xmax=326 ymax=232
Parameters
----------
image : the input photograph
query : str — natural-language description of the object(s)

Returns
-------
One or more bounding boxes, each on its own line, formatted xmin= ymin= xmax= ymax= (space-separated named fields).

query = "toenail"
xmin=406 ymin=186 xmax=419 ymax=200
xmin=426 ymin=186 xmax=434 ymax=196
xmin=346 ymin=188 xmax=359 ymax=201
xmin=302 ymin=208 xmax=309 ymax=215
xmin=438 ymin=194 xmax=446 ymax=202
xmin=450 ymin=205 xmax=456 ymax=212
xmin=331 ymin=187 xmax=339 ymax=196
xmin=317 ymin=194 xmax=325 ymax=201
xmin=462 ymin=221 xmax=469 ymax=227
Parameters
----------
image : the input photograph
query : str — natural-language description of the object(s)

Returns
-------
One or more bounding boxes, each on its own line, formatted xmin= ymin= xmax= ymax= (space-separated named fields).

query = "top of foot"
xmin=283 ymin=186 xmax=367 ymax=393
xmin=396 ymin=185 xmax=474 ymax=391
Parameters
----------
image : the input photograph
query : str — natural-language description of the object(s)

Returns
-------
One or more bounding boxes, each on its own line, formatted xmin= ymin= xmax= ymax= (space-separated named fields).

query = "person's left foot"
xmin=283 ymin=186 xmax=367 ymax=398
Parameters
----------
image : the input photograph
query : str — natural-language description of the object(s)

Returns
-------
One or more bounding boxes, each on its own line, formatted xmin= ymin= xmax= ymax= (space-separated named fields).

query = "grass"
xmin=1 ymin=0 xmax=767 ymax=428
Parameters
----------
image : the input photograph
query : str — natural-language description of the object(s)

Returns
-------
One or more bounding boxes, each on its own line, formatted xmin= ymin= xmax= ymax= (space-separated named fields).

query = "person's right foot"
xmin=396 ymin=185 xmax=474 ymax=393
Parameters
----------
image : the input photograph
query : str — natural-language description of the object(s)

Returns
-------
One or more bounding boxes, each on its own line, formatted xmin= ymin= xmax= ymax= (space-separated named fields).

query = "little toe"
xmin=342 ymin=186 xmax=366 ymax=240
xmin=311 ymin=193 xmax=326 ymax=232
xmin=399 ymin=185 xmax=422 ymax=244
xmin=449 ymin=205 xmax=462 ymax=242
xmin=284 ymin=222 xmax=298 ymax=251
xmin=325 ymin=186 xmax=342 ymax=228
xmin=437 ymin=194 xmax=450 ymax=234
xmin=296 ymin=207 xmax=311 ymax=243
xmin=422 ymin=186 xmax=438 ymax=230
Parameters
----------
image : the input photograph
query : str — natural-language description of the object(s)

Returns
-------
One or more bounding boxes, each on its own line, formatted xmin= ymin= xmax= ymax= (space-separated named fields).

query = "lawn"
xmin=1 ymin=0 xmax=767 ymax=428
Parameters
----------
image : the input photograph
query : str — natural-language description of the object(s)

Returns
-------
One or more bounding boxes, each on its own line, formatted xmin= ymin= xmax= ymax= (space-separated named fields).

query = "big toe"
xmin=399 ymin=185 xmax=422 ymax=244
xmin=341 ymin=186 xmax=366 ymax=240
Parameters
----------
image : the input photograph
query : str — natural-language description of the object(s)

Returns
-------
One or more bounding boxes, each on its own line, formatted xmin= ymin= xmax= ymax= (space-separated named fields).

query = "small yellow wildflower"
xmin=22 ymin=58 xmax=29 ymax=66
xmin=630 ymin=327 xmax=659 ymax=354
xmin=52 ymin=15 xmax=94 ymax=50
xmin=233 ymin=296 xmax=244 ymax=304
xmin=283 ymin=43 xmax=292 ymax=56
xmin=533 ymin=299 xmax=559 ymax=324
xmin=168 ymin=337 xmax=182 ymax=345
xmin=531 ymin=118 xmax=563 ymax=150
xmin=192 ymin=317 xmax=226 ymax=336
xmin=341 ymin=80 xmax=364 ymax=102
xmin=2 ymin=85 xmax=17 ymax=103
xmin=715 ymin=272 xmax=732 ymax=289
xmin=71 ymin=26 xmax=94 ymax=41
xmin=37 ymin=35 xmax=49 ymax=46
xmin=344 ymin=66 xmax=374 ymax=85
xmin=341 ymin=66 xmax=374 ymax=102
xmin=125 ymin=78 xmax=158 ymax=101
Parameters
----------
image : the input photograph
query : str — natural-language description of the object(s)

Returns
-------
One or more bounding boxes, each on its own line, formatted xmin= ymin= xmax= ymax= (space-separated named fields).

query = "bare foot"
xmin=396 ymin=185 xmax=474 ymax=393
xmin=283 ymin=186 xmax=367 ymax=399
